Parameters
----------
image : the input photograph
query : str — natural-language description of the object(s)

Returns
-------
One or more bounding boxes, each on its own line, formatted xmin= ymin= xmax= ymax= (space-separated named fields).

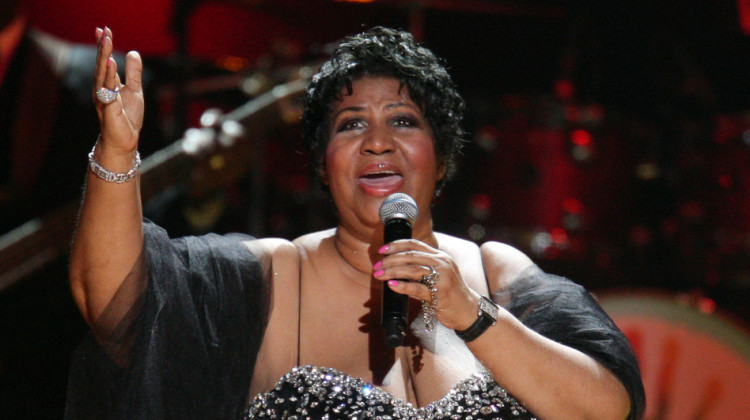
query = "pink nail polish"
xmin=387 ymin=280 xmax=399 ymax=287
xmin=373 ymin=261 xmax=382 ymax=270
xmin=374 ymin=269 xmax=385 ymax=277
xmin=378 ymin=244 xmax=389 ymax=254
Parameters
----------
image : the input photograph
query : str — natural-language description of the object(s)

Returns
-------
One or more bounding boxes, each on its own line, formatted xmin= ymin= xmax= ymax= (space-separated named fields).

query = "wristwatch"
xmin=455 ymin=296 xmax=499 ymax=342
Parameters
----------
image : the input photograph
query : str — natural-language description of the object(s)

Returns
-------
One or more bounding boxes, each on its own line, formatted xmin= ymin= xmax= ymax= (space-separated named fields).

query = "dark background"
xmin=1 ymin=0 xmax=749 ymax=417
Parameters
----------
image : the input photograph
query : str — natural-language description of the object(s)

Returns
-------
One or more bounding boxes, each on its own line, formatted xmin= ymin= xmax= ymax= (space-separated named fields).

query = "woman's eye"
xmin=392 ymin=116 xmax=417 ymax=128
xmin=338 ymin=119 xmax=366 ymax=132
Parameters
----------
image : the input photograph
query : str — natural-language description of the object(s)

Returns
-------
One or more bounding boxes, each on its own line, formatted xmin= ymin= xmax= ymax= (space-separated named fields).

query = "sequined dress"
xmin=65 ymin=221 xmax=644 ymax=419
xmin=246 ymin=365 xmax=536 ymax=419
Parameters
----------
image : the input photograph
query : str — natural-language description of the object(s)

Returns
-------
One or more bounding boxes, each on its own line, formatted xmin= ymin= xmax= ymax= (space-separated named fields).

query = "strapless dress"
xmin=246 ymin=365 xmax=537 ymax=419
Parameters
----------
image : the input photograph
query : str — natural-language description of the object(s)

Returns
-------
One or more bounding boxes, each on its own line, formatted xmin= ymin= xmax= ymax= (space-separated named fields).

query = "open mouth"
xmin=358 ymin=171 xmax=403 ymax=187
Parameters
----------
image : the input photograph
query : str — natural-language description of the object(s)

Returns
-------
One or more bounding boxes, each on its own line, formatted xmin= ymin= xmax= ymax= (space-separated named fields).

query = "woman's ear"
xmin=437 ymin=164 xmax=447 ymax=181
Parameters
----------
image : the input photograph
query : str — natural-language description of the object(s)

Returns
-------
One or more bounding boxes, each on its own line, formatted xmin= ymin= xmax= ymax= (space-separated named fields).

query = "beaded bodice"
xmin=245 ymin=365 xmax=537 ymax=419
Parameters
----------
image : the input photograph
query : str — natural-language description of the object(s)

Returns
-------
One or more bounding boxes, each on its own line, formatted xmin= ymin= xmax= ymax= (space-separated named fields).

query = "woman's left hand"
xmin=373 ymin=239 xmax=480 ymax=331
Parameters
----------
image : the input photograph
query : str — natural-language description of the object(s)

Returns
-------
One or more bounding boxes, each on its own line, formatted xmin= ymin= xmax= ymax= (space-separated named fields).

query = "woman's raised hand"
xmin=93 ymin=27 xmax=144 ymax=157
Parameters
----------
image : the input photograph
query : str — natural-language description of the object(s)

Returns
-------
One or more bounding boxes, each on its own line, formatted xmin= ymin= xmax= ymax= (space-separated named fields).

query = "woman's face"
xmin=324 ymin=76 xmax=445 ymax=231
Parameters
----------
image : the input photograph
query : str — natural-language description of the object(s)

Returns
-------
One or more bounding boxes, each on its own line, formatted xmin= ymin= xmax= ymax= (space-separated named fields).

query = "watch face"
xmin=479 ymin=297 xmax=498 ymax=320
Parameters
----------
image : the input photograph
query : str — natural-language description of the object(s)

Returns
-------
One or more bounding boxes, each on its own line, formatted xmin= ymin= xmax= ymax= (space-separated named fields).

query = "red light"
xmin=719 ymin=174 xmax=733 ymax=189
xmin=562 ymin=197 xmax=584 ymax=214
xmin=570 ymin=129 xmax=592 ymax=147
xmin=697 ymin=297 xmax=717 ymax=314
xmin=550 ymin=227 xmax=568 ymax=245
xmin=554 ymin=79 xmax=575 ymax=101
xmin=739 ymin=0 xmax=750 ymax=35
xmin=470 ymin=194 xmax=491 ymax=210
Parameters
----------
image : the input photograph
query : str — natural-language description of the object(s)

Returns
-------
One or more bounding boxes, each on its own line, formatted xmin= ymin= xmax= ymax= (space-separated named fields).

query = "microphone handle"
xmin=382 ymin=218 xmax=411 ymax=348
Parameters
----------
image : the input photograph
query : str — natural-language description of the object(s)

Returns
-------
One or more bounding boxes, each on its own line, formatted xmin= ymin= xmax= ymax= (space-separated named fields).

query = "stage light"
xmin=554 ymin=79 xmax=575 ymax=101
xmin=469 ymin=194 xmax=491 ymax=221
xmin=570 ymin=129 xmax=592 ymax=147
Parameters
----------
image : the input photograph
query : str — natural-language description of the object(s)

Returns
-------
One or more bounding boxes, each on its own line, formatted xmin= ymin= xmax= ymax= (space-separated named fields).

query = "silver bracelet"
xmin=88 ymin=140 xmax=141 ymax=183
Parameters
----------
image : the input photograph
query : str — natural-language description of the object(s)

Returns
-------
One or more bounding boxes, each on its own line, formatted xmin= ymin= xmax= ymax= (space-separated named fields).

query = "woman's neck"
xmin=333 ymin=217 xmax=439 ymax=278
xmin=333 ymin=224 xmax=381 ymax=278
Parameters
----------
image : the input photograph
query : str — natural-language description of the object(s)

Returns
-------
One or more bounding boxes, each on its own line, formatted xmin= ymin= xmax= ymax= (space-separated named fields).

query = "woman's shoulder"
xmin=237 ymin=229 xmax=336 ymax=263
xmin=236 ymin=237 xmax=300 ymax=270
xmin=479 ymin=240 xmax=535 ymax=290
xmin=433 ymin=233 xmax=534 ymax=287
xmin=292 ymin=228 xmax=336 ymax=247
xmin=291 ymin=228 xmax=337 ymax=258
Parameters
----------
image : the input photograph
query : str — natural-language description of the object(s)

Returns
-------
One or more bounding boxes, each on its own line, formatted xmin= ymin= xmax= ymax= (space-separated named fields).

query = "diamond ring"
xmin=96 ymin=86 xmax=119 ymax=104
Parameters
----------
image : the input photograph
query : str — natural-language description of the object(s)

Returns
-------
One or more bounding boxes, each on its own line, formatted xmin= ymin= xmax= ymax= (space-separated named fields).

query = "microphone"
xmin=378 ymin=193 xmax=419 ymax=348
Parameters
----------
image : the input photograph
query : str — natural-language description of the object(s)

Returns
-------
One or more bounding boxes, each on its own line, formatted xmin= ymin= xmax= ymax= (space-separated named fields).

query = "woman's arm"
xmin=463 ymin=241 xmax=632 ymax=420
xmin=69 ymin=27 xmax=145 ymax=327
xmin=378 ymin=239 xmax=635 ymax=420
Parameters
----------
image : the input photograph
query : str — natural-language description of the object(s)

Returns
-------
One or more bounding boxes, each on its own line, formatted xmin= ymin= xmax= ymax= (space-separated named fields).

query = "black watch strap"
xmin=455 ymin=296 xmax=498 ymax=342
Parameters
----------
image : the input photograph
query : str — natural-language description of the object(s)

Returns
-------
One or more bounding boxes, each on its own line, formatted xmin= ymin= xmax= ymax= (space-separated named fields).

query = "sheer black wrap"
xmin=494 ymin=265 xmax=645 ymax=420
xmin=65 ymin=222 xmax=643 ymax=419
xmin=65 ymin=221 xmax=270 ymax=419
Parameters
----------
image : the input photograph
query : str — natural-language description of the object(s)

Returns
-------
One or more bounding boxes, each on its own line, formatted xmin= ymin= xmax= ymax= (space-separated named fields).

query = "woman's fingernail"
xmin=378 ymin=244 xmax=389 ymax=254
xmin=374 ymin=269 xmax=385 ymax=277
xmin=387 ymin=280 xmax=399 ymax=287
xmin=373 ymin=261 xmax=382 ymax=270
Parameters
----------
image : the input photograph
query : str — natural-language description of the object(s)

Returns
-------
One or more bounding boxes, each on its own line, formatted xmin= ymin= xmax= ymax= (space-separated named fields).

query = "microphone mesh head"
xmin=379 ymin=193 xmax=419 ymax=225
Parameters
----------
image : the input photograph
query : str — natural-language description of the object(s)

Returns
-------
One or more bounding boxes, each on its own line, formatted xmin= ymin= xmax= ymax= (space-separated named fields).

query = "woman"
xmin=67 ymin=27 xmax=644 ymax=419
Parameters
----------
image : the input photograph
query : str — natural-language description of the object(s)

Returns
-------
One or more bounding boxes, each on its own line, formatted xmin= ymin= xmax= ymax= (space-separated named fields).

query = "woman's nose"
xmin=361 ymin=124 xmax=395 ymax=155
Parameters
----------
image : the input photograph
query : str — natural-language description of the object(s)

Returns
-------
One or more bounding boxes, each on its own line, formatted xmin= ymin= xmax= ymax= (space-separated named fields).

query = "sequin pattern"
xmin=246 ymin=365 xmax=537 ymax=419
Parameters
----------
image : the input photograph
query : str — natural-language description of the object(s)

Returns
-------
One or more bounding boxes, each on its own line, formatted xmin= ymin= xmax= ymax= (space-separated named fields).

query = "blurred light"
xmin=562 ymin=197 xmax=584 ymax=214
xmin=697 ymin=297 xmax=717 ymax=314
xmin=739 ymin=0 xmax=750 ymax=35
xmin=209 ymin=154 xmax=226 ymax=171
xmin=241 ymin=74 xmax=271 ymax=96
xmin=218 ymin=120 xmax=245 ymax=147
xmin=182 ymin=127 xmax=215 ymax=155
xmin=471 ymin=194 xmax=491 ymax=210
xmin=718 ymin=174 xmax=734 ymax=189
xmin=570 ymin=145 xmax=592 ymax=162
xmin=215 ymin=55 xmax=250 ymax=72
xmin=469 ymin=194 xmax=492 ymax=221
xmin=530 ymin=231 xmax=552 ymax=256
xmin=468 ymin=224 xmax=486 ymax=242
xmin=550 ymin=227 xmax=569 ymax=246
xmin=629 ymin=226 xmax=653 ymax=246
xmin=570 ymin=129 xmax=592 ymax=147
xmin=561 ymin=205 xmax=583 ymax=232
xmin=581 ymin=103 xmax=605 ymax=125
xmin=475 ymin=126 xmax=500 ymax=151
xmin=743 ymin=129 xmax=750 ymax=148
xmin=635 ymin=162 xmax=661 ymax=180
xmin=554 ymin=79 xmax=575 ymax=101
xmin=562 ymin=213 xmax=584 ymax=231
xmin=200 ymin=108 xmax=223 ymax=127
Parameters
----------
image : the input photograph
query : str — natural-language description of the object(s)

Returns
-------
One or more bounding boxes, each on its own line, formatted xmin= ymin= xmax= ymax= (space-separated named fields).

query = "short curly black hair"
xmin=301 ymin=26 xmax=467 ymax=193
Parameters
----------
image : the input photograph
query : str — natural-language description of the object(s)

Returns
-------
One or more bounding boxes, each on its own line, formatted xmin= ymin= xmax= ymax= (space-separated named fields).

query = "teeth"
xmin=364 ymin=171 xmax=396 ymax=178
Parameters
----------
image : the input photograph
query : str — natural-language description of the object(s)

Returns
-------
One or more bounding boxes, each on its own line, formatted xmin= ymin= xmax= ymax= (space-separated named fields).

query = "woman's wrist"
xmin=89 ymin=135 xmax=141 ymax=183
xmin=448 ymin=291 xmax=483 ymax=332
